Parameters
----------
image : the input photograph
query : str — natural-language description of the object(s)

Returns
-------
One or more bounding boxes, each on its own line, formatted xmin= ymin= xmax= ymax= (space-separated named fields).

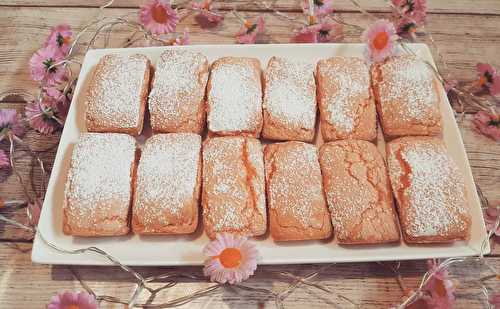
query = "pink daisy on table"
xmin=191 ymin=0 xmax=224 ymax=25
xmin=47 ymin=291 xmax=97 ymax=309
xmin=172 ymin=29 xmax=190 ymax=45
xmin=140 ymin=0 xmax=179 ymax=35
xmin=477 ymin=63 xmax=500 ymax=96
xmin=473 ymin=111 xmax=500 ymax=142
xmin=0 ymin=149 xmax=9 ymax=169
xmin=422 ymin=259 xmax=456 ymax=309
xmin=302 ymin=0 xmax=334 ymax=17
xmin=0 ymin=109 xmax=25 ymax=141
xmin=203 ymin=233 xmax=258 ymax=284
xmin=362 ymin=19 xmax=398 ymax=63
xmin=483 ymin=205 xmax=500 ymax=236
xmin=25 ymin=97 xmax=61 ymax=135
xmin=392 ymin=0 xmax=427 ymax=25
xmin=44 ymin=23 xmax=73 ymax=55
xmin=317 ymin=18 xmax=343 ymax=43
xmin=490 ymin=292 xmax=500 ymax=308
xmin=29 ymin=45 xmax=66 ymax=86
xmin=291 ymin=23 xmax=321 ymax=43
xmin=235 ymin=16 xmax=265 ymax=44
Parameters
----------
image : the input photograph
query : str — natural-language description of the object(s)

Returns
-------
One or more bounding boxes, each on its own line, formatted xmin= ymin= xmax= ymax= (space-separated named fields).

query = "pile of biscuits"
xmin=63 ymin=50 xmax=471 ymax=245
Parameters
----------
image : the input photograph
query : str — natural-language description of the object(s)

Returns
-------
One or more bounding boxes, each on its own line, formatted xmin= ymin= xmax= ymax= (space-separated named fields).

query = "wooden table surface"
xmin=1 ymin=1 xmax=500 ymax=308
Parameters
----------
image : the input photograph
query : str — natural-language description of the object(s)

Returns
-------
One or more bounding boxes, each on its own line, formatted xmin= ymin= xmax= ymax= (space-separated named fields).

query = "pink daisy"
xmin=484 ymin=205 xmax=500 ymax=236
xmin=422 ymin=259 xmax=456 ymax=308
xmin=473 ymin=111 xmax=500 ymax=142
xmin=477 ymin=63 xmax=500 ymax=96
xmin=191 ymin=0 xmax=224 ymax=26
xmin=47 ymin=291 xmax=97 ymax=309
xmin=140 ymin=0 xmax=179 ymax=35
xmin=291 ymin=23 xmax=322 ymax=43
xmin=362 ymin=19 xmax=398 ymax=63
xmin=490 ymin=292 xmax=500 ymax=308
xmin=235 ymin=16 xmax=265 ymax=44
xmin=45 ymin=86 xmax=70 ymax=118
xmin=25 ymin=98 xmax=61 ymax=135
xmin=27 ymin=197 xmax=42 ymax=226
xmin=392 ymin=0 xmax=427 ymax=25
xmin=29 ymin=45 xmax=66 ymax=86
xmin=44 ymin=23 xmax=73 ymax=55
xmin=203 ymin=233 xmax=258 ymax=284
xmin=396 ymin=16 xmax=418 ymax=39
xmin=302 ymin=0 xmax=334 ymax=17
xmin=0 ymin=109 xmax=25 ymax=141
xmin=0 ymin=149 xmax=9 ymax=169
xmin=317 ymin=18 xmax=343 ymax=43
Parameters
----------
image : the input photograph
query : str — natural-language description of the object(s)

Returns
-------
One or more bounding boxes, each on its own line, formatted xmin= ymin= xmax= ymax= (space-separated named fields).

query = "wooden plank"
xmin=2 ymin=0 xmax=500 ymax=15
xmin=1 ymin=7 xmax=500 ymax=98
xmin=0 ymin=242 xmax=499 ymax=308
xmin=0 ymin=102 xmax=60 ymax=241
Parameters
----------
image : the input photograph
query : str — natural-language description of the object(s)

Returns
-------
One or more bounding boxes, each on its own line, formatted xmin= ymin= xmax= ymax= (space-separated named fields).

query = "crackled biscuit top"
xmin=319 ymin=140 xmax=400 ymax=243
xmin=386 ymin=137 xmax=470 ymax=239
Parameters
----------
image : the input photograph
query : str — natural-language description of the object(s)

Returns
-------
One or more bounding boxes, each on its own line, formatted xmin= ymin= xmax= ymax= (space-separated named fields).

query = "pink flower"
xmin=191 ymin=0 xmax=224 ymax=26
xmin=0 ymin=109 xmax=25 ymax=141
xmin=473 ymin=111 xmax=500 ymax=142
xmin=444 ymin=79 xmax=458 ymax=94
xmin=392 ymin=0 xmax=427 ymax=25
xmin=396 ymin=16 xmax=418 ymax=39
xmin=489 ymin=292 xmax=500 ymax=308
xmin=29 ymin=45 xmax=66 ymax=86
xmin=302 ymin=0 xmax=334 ymax=17
xmin=44 ymin=24 xmax=72 ymax=55
xmin=362 ymin=19 xmax=398 ymax=63
xmin=0 ymin=149 xmax=9 ymax=169
xmin=203 ymin=233 xmax=258 ymax=284
xmin=47 ymin=291 xmax=97 ymax=309
xmin=27 ymin=197 xmax=42 ymax=226
xmin=172 ymin=29 xmax=190 ymax=45
xmin=45 ymin=87 xmax=70 ymax=116
xmin=235 ymin=16 xmax=265 ymax=44
xmin=25 ymin=98 xmax=62 ymax=135
xmin=422 ymin=259 xmax=456 ymax=308
xmin=291 ymin=18 xmax=343 ymax=43
xmin=291 ymin=24 xmax=322 ymax=43
xmin=483 ymin=205 xmax=500 ymax=236
xmin=477 ymin=63 xmax=500 ymax=96
xmin=140 ymin=0 xmax=179 ymax=35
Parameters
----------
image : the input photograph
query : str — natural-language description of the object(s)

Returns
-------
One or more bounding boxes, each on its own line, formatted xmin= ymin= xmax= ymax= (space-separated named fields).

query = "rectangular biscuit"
xmin=85 ymin=54 xmax=151 ymax=135
xmin=262 ymin=57 xmax=317 ymax=142
xmin=207 ymin=57 xmax=263 ymax=137
xmin=148 ymin=50 xmax=209 ymax=134
xmin=386 ymin=136 xmax=471 ymax=243
xmin=319 ymin=140 xmax=400 ymax=244
xmin=132 ymin=133 xmax=202 ymax=234
xmin=316 ymin=57 xmax=376 ymax=141
xmin=264 ymin=141 xmax=332 ymax=241
xmin=371 ymin=56 xmax=442 ymax=137
xmin=202 ymin=136 xmax=267 ymax=239
xmin=63 ymin=133 xmax=136 ymax=236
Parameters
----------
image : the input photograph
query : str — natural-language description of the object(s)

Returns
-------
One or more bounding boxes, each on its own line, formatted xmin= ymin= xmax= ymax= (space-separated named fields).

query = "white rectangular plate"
xmin=32 ymin=43 xmax=489 ymax=266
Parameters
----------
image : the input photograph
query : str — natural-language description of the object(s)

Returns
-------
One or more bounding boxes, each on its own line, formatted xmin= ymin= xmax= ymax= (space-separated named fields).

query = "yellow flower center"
xmin=434 ymin=279 xmax=447 ymax=297
xmin=218 ymin=248 xmax=242 ymax=268
xmin=478 ymin=75 xmax=487 ymax=86
xmin=152 ymin=4 xmax=168 ymax=24
xmin=373 ymin=31 xmax=389 ymax=50
xmin=66 ymin=305 xmax=80 ymax=309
